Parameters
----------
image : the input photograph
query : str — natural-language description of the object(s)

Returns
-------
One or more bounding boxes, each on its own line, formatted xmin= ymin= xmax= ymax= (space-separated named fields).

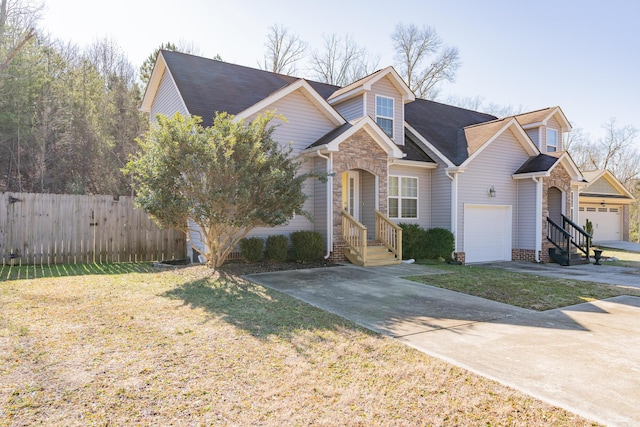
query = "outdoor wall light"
xmin=489 ymin=186 xmax=496 ymax=197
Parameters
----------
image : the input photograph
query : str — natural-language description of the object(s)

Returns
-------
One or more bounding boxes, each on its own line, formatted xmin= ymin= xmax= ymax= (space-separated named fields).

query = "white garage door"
xmin=464 ymin=205 xmax=512 ymax=263
xmin=581 ymin=206 xmax=622 ymax=241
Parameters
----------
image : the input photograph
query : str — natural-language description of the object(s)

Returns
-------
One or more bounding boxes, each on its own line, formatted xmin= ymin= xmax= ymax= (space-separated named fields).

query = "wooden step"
xmin=344 ymin=245 xmax=401 ymax=267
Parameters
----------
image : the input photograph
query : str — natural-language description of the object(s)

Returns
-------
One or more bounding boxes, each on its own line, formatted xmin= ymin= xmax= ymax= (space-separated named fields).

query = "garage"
xmin=580 ymin=205 xmax=622 ymax=241
xmin=463 ymin=205 xmax=512 ymax=263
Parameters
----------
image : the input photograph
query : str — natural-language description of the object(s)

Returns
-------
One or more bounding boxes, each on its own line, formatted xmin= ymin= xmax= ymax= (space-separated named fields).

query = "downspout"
xmin=445 ymin=169 xmax=458 ymax=255
xmin=533 ymin=176 xmax=543 ymax=263
xmin=316 ymin=151 xmax=333 ymax=259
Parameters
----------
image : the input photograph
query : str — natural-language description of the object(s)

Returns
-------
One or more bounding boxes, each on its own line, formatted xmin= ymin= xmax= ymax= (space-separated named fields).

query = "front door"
xmin=342 ymin=171 xmax=359 ymax=220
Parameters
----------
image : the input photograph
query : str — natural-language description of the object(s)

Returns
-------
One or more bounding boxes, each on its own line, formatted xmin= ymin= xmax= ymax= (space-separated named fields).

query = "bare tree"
xmin=260 ymin=24 xmax=306 ymax=74
xmin=0 ymin=0 xmax=42 ymax=72
xmin=568 ymin=119 xmax=640 ymax=187
xmin=392 ymin=23 xmax=460 ymax=99
xmin=310 ymin=33 xmax=379 ymax=86
xmin=445 ymin=94 xmax=526 ymax=117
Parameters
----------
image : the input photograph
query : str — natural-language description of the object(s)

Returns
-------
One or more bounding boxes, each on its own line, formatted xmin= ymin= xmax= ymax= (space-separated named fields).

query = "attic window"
xmin=546 ymin=128 xmax=558 ymax=152
xmin=376 ymin=96 xmax=394 ymax=138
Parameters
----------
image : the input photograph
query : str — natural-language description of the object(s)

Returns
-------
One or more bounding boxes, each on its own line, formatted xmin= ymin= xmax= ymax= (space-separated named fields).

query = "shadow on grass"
xmin=162 ymin=270 xmax=369 ymax=341
xmin=0 ymin=262 xmax=157 ymax=281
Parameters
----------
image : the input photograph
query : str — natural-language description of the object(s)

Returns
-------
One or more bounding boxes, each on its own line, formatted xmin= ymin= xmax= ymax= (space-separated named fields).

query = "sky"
xmin=41 ymin=0 xmax=639 ymax=143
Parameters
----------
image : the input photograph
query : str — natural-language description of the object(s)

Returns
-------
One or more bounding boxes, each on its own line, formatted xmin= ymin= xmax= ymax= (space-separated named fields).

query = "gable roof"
xmin=580 ymin=170 xmax=635 ymax=200
xmin=404 ymin=99 xmax=498 ymax=166
xmin=328 ymin=66 xmax=415 ymax=104
xmin=515 ymin=106 xmax=572 ymax=132
xmin=144 ymin=50 xmax=339 ymax=127
xmin=303 ymin=116 xmax=404 ymax=159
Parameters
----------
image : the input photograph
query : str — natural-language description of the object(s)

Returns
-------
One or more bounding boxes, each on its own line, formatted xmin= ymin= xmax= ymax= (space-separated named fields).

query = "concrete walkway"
xmin=247 ymin=263 xmax=640 ymax=427
xmin=596 ymin=240 xmax=640 ymax=253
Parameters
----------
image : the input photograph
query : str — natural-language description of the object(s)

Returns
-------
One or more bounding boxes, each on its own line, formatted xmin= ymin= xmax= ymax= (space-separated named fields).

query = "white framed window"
xmin=546 ymin=128 xmax=558 ymax=152
xmin=388 ymin=176 xmax=418 ymax=218
xmin=376 ymin=95 xmax=394 ymax=138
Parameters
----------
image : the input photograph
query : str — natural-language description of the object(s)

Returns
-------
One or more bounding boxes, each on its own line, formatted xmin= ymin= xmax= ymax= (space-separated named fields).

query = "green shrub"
xmin=424 ymin=227 xmax=454 ymax=260
xmin=265 ymin=235 xmax=289 ymax=261
xmin=399 ymin=223 xmax=428 ymax=260
xmin=240 ymin=237 xmax=264 ymax=262
xmin=290 ymin=231 xmax=324 ymax=262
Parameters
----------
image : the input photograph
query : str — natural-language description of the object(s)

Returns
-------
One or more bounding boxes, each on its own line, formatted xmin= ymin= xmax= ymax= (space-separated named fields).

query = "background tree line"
xmin=0 ymin=0 xmax=146 ymax=194
xmin=1 ymin=1 xmax=638 ymax=241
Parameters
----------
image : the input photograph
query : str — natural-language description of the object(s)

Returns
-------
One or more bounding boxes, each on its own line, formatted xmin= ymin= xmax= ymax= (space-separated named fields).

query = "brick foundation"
xmin=330 ymin=243 xmax=347 ymax=262
xmin=511 ymin=249 xmax=537 ymax=262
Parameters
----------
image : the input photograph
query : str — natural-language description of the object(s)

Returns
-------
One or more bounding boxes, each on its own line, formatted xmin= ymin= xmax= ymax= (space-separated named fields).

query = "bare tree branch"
xmin=0 ymin=0 xmax=42 ymax=72
xmin=310 ymin=33 xmax=378 ymax=86
xmin=260 ymin=24 xmax=306 ymax=74
xmin=392 ymin=22 xmax=460 ymax=99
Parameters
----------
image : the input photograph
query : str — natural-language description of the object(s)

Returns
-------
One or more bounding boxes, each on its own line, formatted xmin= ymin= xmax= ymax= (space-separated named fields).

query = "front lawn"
xmin=408 ymin=261 xmax=640 ymax=311
xmin=0 ymin=264 xmax=597 ymax=426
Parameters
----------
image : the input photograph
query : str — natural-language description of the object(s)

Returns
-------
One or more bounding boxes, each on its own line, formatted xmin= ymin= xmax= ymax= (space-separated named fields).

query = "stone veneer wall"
xmin=541 ymin=165 xmax=573 ymax=263
xmin=623 ymin=204 xmax=630 ymax=241
xmin=330 ymin=129 xmax=389 ymax=261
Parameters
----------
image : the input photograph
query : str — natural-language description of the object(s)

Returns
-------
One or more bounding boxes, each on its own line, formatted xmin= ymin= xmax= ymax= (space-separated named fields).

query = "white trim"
xmin=235 ymin=79 xmax=345 ymax=126
xmin=405 ymin=123 xmax=456 ymax=167
xmin=389 ymin=159 xmax=438 ymax=169
xmin=461 ymin=118 xmax=539 ymax=168
xmin=328 ymin=66 xmax=415 ymax=105
xmin=534 ymin=177 xmax=543 ymax=262
xmin=302 ymin=116 xmax=404 ymax=159
xmin=375 ymin=95 xmax=394 ymax=138
xmin=388 ymin=175 xmax=419 ymax=219
xmin=546 ymin=128 xmax=558 ymax=152
xmin=140 ymin=52 xmax=189 ymax=117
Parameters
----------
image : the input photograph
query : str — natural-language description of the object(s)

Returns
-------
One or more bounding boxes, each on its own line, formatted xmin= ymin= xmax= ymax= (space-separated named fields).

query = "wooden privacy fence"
xmin=0 ymin=192 xmax=186 ymax=266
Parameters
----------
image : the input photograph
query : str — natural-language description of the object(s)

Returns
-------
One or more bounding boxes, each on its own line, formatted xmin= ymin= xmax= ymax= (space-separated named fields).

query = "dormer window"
xmin=376 ymin=95 xmax=394 ymax=138
xmin=546 ymin=128 xmax=558 ymax=152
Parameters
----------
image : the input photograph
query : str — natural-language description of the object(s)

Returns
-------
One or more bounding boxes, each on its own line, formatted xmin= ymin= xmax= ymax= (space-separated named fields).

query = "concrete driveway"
xmin=247 ymin=263 xmax=640 ymax=427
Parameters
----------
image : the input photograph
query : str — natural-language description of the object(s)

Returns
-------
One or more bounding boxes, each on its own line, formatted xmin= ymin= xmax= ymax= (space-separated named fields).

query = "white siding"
xmin=388 ymin=164 xmax=432 ymax=229
xmin=526 ymin=128 xmax=540 ymax=150
xmin=241 ymin=88 xmax=339 ymax=238
xmin=516 ymin=178 xmax=537 ymax=249
xmin=457 ymin=130 xmax=532 ymax=252
xmin=150 ymin=70 xmax=189 ymax=121
xmin=588 ymin=177 xmax=619 ymax=195
xmin=247 ymin=89 xmax=337 ymax=155
xmin=334 ymin=96 xmax=364 ymax=121
xmin=313 ymin=156 xmax=328 ymax=243
xmin=542 ymin=116 xmax=561 ymax=152
xmin=367 ymin=77 xmax=404 ymax=145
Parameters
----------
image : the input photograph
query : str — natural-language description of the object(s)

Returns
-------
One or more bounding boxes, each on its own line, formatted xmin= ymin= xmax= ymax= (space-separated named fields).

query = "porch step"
xmin=548 ymin=248 xmax=590 ymax=266
xmin=344 ymin=244 xmax=401 ymax=267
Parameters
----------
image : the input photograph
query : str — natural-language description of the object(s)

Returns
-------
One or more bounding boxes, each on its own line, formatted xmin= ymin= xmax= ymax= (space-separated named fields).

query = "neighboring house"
xmin=141 ymin=50 xmax=630 ymax=265
xmin=579 ymin=170 xmax=635 ymax=242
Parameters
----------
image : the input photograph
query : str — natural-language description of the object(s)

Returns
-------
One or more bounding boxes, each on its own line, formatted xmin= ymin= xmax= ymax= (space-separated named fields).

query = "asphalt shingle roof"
xmin=161 ymin=50 xmax=339 ymax=127
xmin=404 ymin=99 xmax=497 ymax=165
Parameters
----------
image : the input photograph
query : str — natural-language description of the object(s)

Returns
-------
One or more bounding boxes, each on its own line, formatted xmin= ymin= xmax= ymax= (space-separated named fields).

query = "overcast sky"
xmin=42 ymin=0 xmax=639 ymax=143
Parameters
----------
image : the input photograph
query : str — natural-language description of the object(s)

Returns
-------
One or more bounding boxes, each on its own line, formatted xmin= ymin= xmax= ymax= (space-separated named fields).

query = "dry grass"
xmin=408 ymin=261 xmax=640 ymax=311
xmin=1 ymin=265 xmax=599 ymax=426
xmin=596 ymin=247 xmax=640 ymax=268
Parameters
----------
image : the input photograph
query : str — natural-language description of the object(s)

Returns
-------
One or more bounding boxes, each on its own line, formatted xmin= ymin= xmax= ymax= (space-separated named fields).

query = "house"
xmin=141 ymin=50 xmax=632 ymax=265
xmin=579 ymin=170 xmax=634 ymax=242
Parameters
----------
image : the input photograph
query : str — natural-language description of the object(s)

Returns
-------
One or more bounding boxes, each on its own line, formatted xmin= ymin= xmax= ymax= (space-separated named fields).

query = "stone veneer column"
xmin=541 ymin=166 xmax=573 ymax=263
xmin=330 ymin=129 xmax=389 ymax=260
